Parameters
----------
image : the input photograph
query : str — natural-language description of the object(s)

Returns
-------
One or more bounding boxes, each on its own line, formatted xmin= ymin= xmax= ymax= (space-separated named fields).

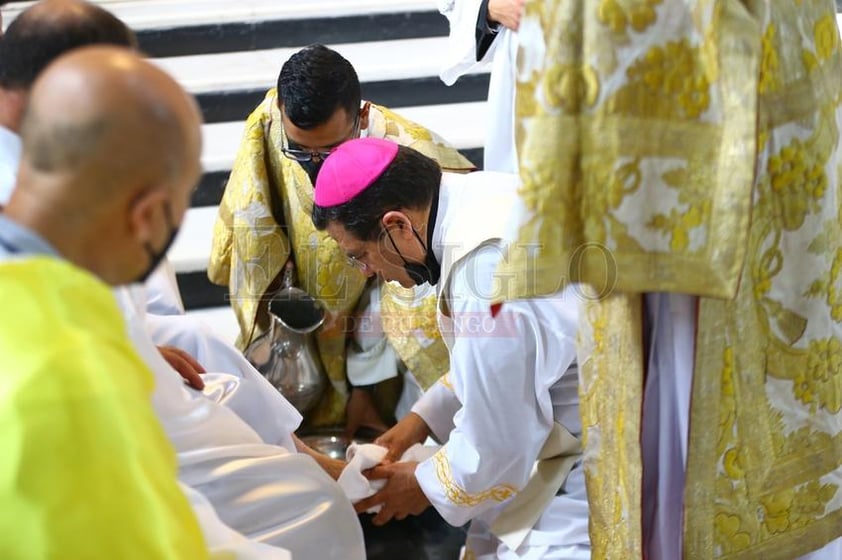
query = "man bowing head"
xmin=311 ymin=138 xmax=591 ymax=560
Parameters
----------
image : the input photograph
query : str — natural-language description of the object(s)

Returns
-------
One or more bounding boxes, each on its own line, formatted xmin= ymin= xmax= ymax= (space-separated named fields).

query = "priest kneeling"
xmin=311 ymin=137 xmax=591 ymax=559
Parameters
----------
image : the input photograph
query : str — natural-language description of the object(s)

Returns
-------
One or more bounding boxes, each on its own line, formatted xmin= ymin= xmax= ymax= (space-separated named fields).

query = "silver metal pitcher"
xmin=244 ymin=263 xmax=327 ymax=414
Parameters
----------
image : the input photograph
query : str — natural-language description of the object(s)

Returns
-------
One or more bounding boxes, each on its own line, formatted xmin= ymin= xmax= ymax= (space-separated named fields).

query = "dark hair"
xmin=312 ymin=145 xmax=442 ymax=241
xmin=277 ymin=44 xmax=361 ymax=130
xmin=0 ymin=1 xmax=137 ymax=89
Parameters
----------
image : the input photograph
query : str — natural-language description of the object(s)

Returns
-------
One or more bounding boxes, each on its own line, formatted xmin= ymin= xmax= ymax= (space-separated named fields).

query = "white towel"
xmin=337 ymin=442 xmax=438 ymax=513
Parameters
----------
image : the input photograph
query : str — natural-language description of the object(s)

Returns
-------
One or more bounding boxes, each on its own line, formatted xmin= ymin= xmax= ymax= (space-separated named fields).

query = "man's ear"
xmin=359 ymin=102 xmax=371 ymax=131
xmin=382 ymin=210 xmax=413 ymax=239
xmin=128 ymin=188 xmax=167 ymax=244
xmin=2 ymin=88 xmax=29 ymax=131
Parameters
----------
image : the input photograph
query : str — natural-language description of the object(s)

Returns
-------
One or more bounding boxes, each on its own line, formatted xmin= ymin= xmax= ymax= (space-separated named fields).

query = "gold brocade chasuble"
xmin=500 ymin=1 xmax=842 ymax=558
xmin=209 ymin=89 xmax=474 ymax=426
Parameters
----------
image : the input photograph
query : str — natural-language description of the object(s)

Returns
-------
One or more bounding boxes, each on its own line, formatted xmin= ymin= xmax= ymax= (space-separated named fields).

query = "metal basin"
xmin=298 ymin=428 xmax=378 ymax=460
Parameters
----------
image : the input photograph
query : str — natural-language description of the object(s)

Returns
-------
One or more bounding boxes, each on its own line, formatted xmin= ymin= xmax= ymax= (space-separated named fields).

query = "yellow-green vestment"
xmin=0 ymin=257 xmax=207 ymax=559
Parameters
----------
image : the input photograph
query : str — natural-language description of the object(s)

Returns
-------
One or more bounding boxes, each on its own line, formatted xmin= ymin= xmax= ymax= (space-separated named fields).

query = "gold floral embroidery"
xmin=615 ymin=39 xmax=711 ymax=119
xmin=439 ymin=373 xmax=454 ymax=391
xmin=831 ymin=248 xmax=842 ymax=321
xmin=582 ymin=158 xmax=645 ymax=250
xmin=804 ymin=217 xmax=842 ymax=323
xmin=802 ymin=50 xmax=820 ymax=73
xmin=542 ymin=64 xmax=600 ymax=112
xmin=813 ymin=14 xmax=839 ymax=61
xmin=578 ymin=293 xmax=644 ymax=560
xmin=760 ymin=481 xmax=838 ymax=535
xmin=596 ymin=0 xmax=663 ymax=35
xmin=801 ymin=13 xmax=840 ymax=73
xmin=380 ymin=283 xmax=449 ymax=390
xmin=714 ymin=513 xmax=752 ymax=554
xmin=759 ymin=25 xmax=780 ymax=94
xmin=792 ymin=337 xmax=842 ymax=413
xmin=432 ymin=450 xmax=516 ymax=507
xmin=713 ymin=346 xmax=755 ymax=555
xmin=647 ymin=201 xmax=708 ymax=252
xmin=767 ymin=138 xmax=826 ymax=230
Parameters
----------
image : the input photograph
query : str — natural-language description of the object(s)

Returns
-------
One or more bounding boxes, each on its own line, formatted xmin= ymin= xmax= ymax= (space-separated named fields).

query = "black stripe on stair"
xmin=190 ymin=147 xmax=485 ymax=209
xmin=191 ymin=170 xmax=230 ymax=208
xmin=197 ymin=74 xmax=491 ymax=124
xmin=138 ymin=11 xmax=448 ymax=58
xmin=177 ymin=271 xmax=231 ymax=310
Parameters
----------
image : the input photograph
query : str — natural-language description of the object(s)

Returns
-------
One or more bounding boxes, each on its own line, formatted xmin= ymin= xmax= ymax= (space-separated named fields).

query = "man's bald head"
xmin=0 ymin=0 xmax=136 ymax=91
xmin=21 ymin=46 xmax=201 ymax=185
xmin=11 ymin=46 xmax=202 ymax=285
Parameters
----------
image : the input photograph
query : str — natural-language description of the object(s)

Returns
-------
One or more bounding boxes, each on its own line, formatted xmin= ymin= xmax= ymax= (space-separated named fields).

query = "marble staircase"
xmin=4 ymin=0 xmax=489 ymax=343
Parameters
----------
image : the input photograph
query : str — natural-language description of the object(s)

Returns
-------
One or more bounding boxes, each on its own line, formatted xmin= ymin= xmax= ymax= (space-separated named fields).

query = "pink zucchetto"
xmin=314 ymin=137 xmax=399 ymax=207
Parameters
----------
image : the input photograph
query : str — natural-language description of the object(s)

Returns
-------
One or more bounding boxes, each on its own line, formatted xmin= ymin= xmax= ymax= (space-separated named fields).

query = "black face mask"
xmin=298 ymin=159 xmax=324 ymax=185
xmin=386 ymin=226 xmax=441 ymax=286
xmin=137 ymin=204 xmax=179 ymax=284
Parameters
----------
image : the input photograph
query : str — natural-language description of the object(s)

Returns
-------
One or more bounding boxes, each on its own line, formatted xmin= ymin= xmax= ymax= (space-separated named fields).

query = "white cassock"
xmin=115 ymin=286 xmax=366 ymax=560
xmin=411 ymin=171 xmax=590 ymax=559
xmin=438 ymin=0 xmax=518 ymax=173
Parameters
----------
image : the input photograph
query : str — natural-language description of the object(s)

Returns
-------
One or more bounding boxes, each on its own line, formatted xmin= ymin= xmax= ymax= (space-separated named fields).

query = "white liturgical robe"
xmin=142 ymin=309 xmax=302 ymax=450
xmin=411 ymin=172 xmax=590 ymax=559
xmin=117 ymin=286 xmax=366 ymax=560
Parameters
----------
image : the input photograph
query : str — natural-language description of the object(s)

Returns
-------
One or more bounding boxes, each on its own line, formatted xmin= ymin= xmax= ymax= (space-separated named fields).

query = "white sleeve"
xmin=414 ymin=250 xmax=577 ymax=527
xmin=144 ymin=257 xmax=185 ymax=315
xmin=411 ymin=375 xmax=461 ymax=442
xmin=439 ymin=0 xmax=496 ymax=86
xmin=346 ymin=280 xmax=400 ymax=386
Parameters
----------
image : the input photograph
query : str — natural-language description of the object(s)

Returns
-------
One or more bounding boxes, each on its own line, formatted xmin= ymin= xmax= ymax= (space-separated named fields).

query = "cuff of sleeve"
xmin=411 ymin=382 xmax=456 ymax=443
xmin=474 ymin=0 xmax=499 ymax=61
xmin=415 ymin=448 xmax=472 ymax=528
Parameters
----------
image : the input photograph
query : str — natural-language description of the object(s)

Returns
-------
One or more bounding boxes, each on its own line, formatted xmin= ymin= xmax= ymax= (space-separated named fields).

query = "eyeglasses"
xmin=281 ymin=114 xmax=361 ymax=163
xmin=345 ymin=252 xmax=368 ymax=271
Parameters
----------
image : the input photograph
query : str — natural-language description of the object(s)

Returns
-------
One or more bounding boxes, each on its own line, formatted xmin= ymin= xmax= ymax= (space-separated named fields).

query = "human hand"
xmin=344 ymin=387 xmax=390 ymax=440
xmin=488 ymin=0 xmax=525 ymax=31
xmin=354 ymin=462 xmax=431 ymax=524
xmin=158 ymin=345 xmax=205 ymax=389
xmin=374 ymin=412 xmax=430 ymax=463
